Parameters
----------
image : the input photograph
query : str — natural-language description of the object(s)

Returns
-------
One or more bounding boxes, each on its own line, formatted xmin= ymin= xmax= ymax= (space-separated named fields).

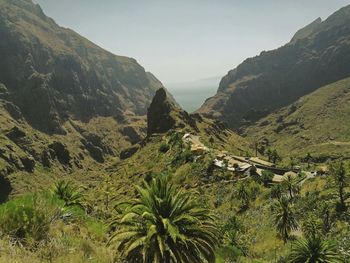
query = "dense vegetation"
xmin=0 ymin=130 xmax=349 ymax=262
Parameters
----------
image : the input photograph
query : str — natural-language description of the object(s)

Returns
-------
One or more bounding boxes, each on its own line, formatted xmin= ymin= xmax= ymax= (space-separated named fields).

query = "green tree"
xmin=209 ymin=136 xmax=214 ymax=146
xmin=319 ymin=202 xmax=333 ymax=234
xmin=289 ymin=157 xmax=296 ymax=170
xmin=221 ymin=215 xmax=248 ymax=257
xmin=330 ymin=161 xmax=349 ymax=212
xmin=109 ymin=176 xmax=220 ymax=263
xmin=270 ymin=184 xmax=283 ymax=199
xmin=266 ymin=149 xmax=273 ymax=162
xmin=282 ymin=174 xmax=299 ymax=199
xmin=302 ymin=216 xmax=323 ymax=238
xmin=305 ymin=153 xmax=313 ymax=168
xmin=271 ymin=149 xmax=282 ymax=164
xmin=266 ymin=149 xmax=281 ymax=164
xmin=261 ymin=170 xmax=274 ymax=187
xmin=251 ymin=139 xmax=259 ymax=157
xmin=272 ymin=197 xmax=298 ymax=243
xmin=236 ymin=182 xmax=251 ymax=209
xmin=288 ymin=236 xmax=341 ymax=263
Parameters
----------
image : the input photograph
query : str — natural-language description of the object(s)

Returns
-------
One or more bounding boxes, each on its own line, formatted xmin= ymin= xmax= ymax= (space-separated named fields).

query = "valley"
xmin=0 ymin=1 xmax=349 ymax=263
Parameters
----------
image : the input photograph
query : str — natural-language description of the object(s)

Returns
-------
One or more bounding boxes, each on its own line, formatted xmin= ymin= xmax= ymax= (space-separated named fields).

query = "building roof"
xmin=250 ymin=157 xmax=274 ymax=167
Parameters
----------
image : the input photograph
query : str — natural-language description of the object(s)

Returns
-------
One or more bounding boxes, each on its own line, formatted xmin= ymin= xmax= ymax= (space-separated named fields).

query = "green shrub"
xmin=168 ymin=131 xmax=184 ymax=147
xmin=270 ymin=184 xmax=283 ymax=199
xmin=0 ymin=194 xmax=53 ymax=244
xmin=261 ymin=170 xmax=274 ymax=186
xmin=171 ymin=146 xmax=195 ymax=166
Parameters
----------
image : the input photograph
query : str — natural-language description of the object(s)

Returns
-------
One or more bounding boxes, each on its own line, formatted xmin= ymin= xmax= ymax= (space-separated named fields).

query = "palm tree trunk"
xmin=164 ymin=251 xmax=171 ymax=263
xmin=339 ymin=185 xmax=345 ymax=210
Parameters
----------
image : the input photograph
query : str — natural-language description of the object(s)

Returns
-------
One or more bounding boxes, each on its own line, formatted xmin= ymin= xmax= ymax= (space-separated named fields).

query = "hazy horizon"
xmin=34 ymin=0 xmax=349 ymax=84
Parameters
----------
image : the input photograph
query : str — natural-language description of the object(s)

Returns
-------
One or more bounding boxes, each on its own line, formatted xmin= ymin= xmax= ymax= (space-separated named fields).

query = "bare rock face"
xmin=6 ymin=127 xmax=27 ymax=144
xmin=20 ymin=156 xmax=35 ymax=173
xmin=81 ymin=139 xmax=104 ymax=163
xmin=48 ymin=141 xmax=71 ymax=167
xmin=120 ymin=126 xmax=144 ymax=144
xmin=147 ymin=88 xmax=177 ymax=135
xmin=120 ymin=144 xmax=140 ymax=160
xmin=147 ymin=88 xmax=198 ymax=136
xmin=0 ymin=175 xmax=11 ymax=203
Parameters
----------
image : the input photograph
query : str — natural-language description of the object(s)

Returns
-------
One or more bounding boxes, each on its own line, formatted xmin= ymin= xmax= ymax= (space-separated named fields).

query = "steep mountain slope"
xmin=246 ymin=77 xmax=350 ymax=160
xmin=0 ymin=0 xmax=163 ymax=134
xmin=198 ymin=5 xmax=350 ymax=130
xmin=0 ymin=0 xmax=169 ymax=201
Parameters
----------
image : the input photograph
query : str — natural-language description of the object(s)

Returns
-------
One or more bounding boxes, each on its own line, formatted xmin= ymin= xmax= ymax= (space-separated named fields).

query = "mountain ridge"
xmin=0 ymin=0 xmax=164 ymax=134
xmin=198 ymin=4 xmax=350 ymax=131
xmin=0 ymin=0 xmax=173 ymax=199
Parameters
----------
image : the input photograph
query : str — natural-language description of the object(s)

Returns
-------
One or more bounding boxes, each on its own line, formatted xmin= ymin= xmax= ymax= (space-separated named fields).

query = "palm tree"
xmin=53 ymin=180 xmax=85 ymax=208
xmin=272 ymin=196 xmax=298 ymax=243
xmin=270 ymin=184 xmax=283 ymax=199
xmin=288 ymin=236 xmax=341 ymax=263
xmin=282 ymin=174 xmax=299 ymax=199
xmin=236 ymin=182 xmax=251 ymax=209
xmin=330 ymin=161 xmax=349 ymax=212
xmin=302 ymin=216 xmax=323 ymax=238
xmin=109 ymin=176 xmax=220 ymax=263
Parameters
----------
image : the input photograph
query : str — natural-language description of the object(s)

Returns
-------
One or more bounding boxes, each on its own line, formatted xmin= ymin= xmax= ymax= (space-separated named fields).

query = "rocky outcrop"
xmin=6 ymin=127 xmax=27 ymax=144
xmin=147 ymin=88 xmax=177 ymax=135
xmin=20 ymin=156 xmax=35 ymax=173
xmin=198 ymin=5 xmax=350 ymax=130
xmin=41 ymin=148 xmax=55 ymax=168
xmin=81 ymin=139 xmax=104 ymax=163
xmin=4 ymin=102 xmax=23 ymax=120
xmin=48 ymin=142 xmax=71 ymax=167
xmin=120 ymin=145 xmax=140 ymax=160
xmin=120 ymin=126 xmax=144 ymax=144
xmin=0 ymin=144 xmax=35 ymax=173
xmin=0 ymin=175 xmax=11 ymax=203
xmin=147 ymin=88 xmax=198 ymax=136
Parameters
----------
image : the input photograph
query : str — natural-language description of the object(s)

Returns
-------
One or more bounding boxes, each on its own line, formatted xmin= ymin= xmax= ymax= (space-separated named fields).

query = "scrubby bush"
xmin=270 ymin=184 xmax=283 ymax=199
xmin=0 ymin=194 xmax=57 ymax=245
xmin=171 ymin=146 xmax=195 ymax=166
xmin=158 ymin=143 xmax=170 ymax=153
xmin=220 ymin=215 xmax=249 ymax=259
xmin=260 ymin=170 xmax=274 ymax=187
xmin=167 ymin=131 xmax=184 ymax=147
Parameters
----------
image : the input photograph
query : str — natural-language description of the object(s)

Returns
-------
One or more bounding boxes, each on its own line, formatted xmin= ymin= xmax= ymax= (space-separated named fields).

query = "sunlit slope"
xmin=246 ymin=77 xmax=350 ymax=159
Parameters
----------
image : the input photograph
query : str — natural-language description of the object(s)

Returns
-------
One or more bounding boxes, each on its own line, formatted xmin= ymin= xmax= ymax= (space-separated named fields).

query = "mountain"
xmin=166 ymin=77 xmax=220 ymax=112
xmin=0 ymin=0 xmax=168 ymax=199
xmin=198 ymin=5 xmax=350 ymax=131
xmin=245 ymin=77 xmax=350 ymax=160
xmin=0 ymin=0 xmax=164 ymax=135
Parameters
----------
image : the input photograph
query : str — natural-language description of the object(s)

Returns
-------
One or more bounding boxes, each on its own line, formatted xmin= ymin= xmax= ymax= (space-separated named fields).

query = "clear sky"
xmin=34 ymin=0 xmax=350 ymax=84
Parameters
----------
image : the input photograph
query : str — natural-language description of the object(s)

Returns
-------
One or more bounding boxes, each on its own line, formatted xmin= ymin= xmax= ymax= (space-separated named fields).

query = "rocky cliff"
xmin=147 ymin=88 xmax=198 ymax=136
xmin=198 ymin=5 xmax=350 ymax=131
xmin=0 ymin=0 xmax=163 ymax=134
